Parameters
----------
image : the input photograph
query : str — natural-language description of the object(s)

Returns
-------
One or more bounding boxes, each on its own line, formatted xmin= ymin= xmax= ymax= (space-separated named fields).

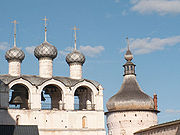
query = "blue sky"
xmin=0 ymin=0 xmax=180 ymax=124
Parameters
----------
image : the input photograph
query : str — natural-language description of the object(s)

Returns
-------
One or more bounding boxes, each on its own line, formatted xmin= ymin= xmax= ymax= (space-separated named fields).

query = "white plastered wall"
xmin=106 ymin=111 xmax=158 ymax=135
xmin=9 ymin=60 xmax=21 ymax=76
xmin=39 ymin=57 xmax=53 ymax=78
xmin=69 ymin=63 xmax=82 ymax=79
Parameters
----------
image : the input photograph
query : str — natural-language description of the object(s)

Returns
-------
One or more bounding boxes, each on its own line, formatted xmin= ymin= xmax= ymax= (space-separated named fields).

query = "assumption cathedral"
xmin=0 ymin=17 xmax=180 ymax=135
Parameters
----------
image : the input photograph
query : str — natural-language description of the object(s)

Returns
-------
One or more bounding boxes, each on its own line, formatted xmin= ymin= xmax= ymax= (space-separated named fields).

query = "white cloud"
xmin=121 ymin=36 xmax=180 ymax=54
xmin=0 ymin=42 xmax=9 ymax=51
xmin=60 ymin=45 xmax=104 ymax=57
xmin=25 ymin=46 xmax=36 ymax=54
xmin=131 ymin=0 xmax=180 ymax=15
xmin=166 ymin=109 xmax=180 ymax=113
xmin=80 ymin=45 xmax=105 ymax=57
xmin=59 ymin=47 xmax=73 ymax=56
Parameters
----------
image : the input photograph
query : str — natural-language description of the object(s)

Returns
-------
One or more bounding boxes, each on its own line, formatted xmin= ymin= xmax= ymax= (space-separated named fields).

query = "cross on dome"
xmin=42 ymin=16 xmax=48 ymax=42
xmin=73 ymin=26 xmax=79 ymax=50
xmin=11 ymin=20 xmax=18 ymax=47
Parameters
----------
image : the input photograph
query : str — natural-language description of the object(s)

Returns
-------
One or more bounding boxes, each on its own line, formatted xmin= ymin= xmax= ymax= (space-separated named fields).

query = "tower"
xmin=5 ymin=20 xmax=25 ymax=76
xmin=105 ymin=38 xmax=159 ymax=135
xmin=34 ymin=16 xmax=57 ymax=78
xmin=66 ymin=26 xmax=85 ymax=79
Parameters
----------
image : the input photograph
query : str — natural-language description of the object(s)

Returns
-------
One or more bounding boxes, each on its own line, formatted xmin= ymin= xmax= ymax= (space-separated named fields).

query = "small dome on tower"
xmin=66 ymin=50 xmax=85 ymax=65
xmin=34 ymin=41 xmax=57 ymax=60
xmin=5 ymin=47 xmax=25 ymax=62
xmin=124 ymin=50 xmax=133 ymax=61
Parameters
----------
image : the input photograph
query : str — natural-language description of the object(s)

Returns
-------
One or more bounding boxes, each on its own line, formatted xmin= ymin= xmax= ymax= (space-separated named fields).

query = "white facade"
xmin=8 ymin=60 xmax=21 ymax=76
xmin=106 ymin=111 xmax=158 ymax=135
xmin=0 ymin=77 xmax=106 ymax=135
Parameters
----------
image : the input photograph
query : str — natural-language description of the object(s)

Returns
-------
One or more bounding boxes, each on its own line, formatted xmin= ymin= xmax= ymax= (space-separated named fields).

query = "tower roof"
xmin=106 ymin=38 xmax=155 ymax=112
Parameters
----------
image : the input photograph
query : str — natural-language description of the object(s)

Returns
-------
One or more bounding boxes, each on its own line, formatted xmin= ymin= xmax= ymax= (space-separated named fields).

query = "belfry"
xmin=0 ymin=17 xmax=106 ymax=135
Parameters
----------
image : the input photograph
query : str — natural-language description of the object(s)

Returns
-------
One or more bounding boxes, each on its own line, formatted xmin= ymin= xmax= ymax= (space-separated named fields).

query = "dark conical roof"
xmin=106 ymin=75 xmax=154 ymax=111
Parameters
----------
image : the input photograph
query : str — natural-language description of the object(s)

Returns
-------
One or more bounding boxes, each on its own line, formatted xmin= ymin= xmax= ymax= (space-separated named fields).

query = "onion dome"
xmin=34 ymin=41 xmax=57 ymax=60
xmin=5 ymin=47 xmax=25 ymax=62
xmin=66 ymin=50 xmax=85 ymax=65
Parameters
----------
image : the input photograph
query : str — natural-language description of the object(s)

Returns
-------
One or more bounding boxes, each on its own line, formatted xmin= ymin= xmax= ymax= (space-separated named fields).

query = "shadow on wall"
xmin=0 ymin=79 xmax=16 ymax=125
xmin=0 ymin=125 xmax=39 ymax=135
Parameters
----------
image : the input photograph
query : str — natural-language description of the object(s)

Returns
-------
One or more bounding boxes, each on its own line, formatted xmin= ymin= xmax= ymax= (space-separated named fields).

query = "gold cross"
xmin=73 ymin=26 xmax=79 ymax=50
xmin=42 ymin=16 xmax=48 ymax=27
xmin=42 ymin=16 xmax=48 ymax=41
xmin=11 ymin=20 xmax=18 ymax=47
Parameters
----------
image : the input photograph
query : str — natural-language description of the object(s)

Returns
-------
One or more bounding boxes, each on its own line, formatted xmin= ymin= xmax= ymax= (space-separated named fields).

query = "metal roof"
xmin=0 ymin=74 xmax=101 ymax=89
xmin=0 ymin=125 xmax=39 ymax=135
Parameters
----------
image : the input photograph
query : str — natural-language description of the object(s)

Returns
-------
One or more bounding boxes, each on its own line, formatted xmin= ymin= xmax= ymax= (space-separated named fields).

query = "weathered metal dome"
xmin=66 ymin=50 xmax=85 ymax=65
xmin=5 ymin=47 xmax=25 ymax=62
xmin=106 ymin=75 xmax=155 ymax=112
xmin=34 ymin=41 xmax=57 ymax=59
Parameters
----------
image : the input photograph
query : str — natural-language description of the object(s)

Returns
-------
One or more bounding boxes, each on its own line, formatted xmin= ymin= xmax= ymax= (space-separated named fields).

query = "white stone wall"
xmin=9 ymin=60 xmax=21 ymax=76
xmin=39 ymin=57 xmax=53 ymax=78
xmin=69 ymin=63 xmax=82 ymax=79
xmin=0 ymin=109 xmax=106 ymax=135
xmin=0 ymin=78 xmax=105 ymax=135
xmin=106 ymin=111 xmax=158 ymax=135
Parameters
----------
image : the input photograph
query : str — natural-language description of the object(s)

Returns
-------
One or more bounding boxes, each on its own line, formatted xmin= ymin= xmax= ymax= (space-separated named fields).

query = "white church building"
xmin=0 ymin=18 xmax=105 ymax=135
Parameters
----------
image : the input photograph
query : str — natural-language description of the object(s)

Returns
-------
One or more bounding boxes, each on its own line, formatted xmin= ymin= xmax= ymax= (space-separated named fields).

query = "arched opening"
xmin=41 ymin=84 xmax=63 ymax=110
xmin=82 ymin=116 xmax=87 ymax=128
xmin=74 ymin=86 xmax=94 ymax=110
xmin=16 ymin=115 xmax=20 ymax=125
xmin=9 ymin=84 xmax=29 ymax=109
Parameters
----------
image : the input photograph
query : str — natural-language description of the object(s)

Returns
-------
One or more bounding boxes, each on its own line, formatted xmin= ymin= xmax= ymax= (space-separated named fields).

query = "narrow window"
xmin=82 ymin=116 xmax=87 ymax=128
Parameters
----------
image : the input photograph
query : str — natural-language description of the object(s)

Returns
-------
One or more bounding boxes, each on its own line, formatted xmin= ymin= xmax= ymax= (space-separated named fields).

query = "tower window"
xmin=82 ymin=116 xmax=87 ymax=128
xmin=124 ymin=114 xmax=126 ymax=117
xmin=135 ymin=114 xmax=137 ymax=117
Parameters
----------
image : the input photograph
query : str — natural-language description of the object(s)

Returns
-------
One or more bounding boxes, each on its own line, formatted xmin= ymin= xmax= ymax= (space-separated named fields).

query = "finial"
xmin=73 ymin=26 xmax=79 ymax=50
xmin=11 ymin=20 xmax=18 ymax=47
xmin=126 ymin=37 xmax=130 ymax=51
xmin=42 ymin=16 xmax=48 ymax=42
xmin=124 ymin=37 xmax=133 ymax=61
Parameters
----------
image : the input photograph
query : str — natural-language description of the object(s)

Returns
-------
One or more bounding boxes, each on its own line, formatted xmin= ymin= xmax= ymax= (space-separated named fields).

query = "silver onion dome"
xmin=5 ymin=47 xmax=25 ymax=62
xmin=34 ymin=41 xmax=57 ymax=60
xmin=66 ymin=50 xmax=85 ymax=65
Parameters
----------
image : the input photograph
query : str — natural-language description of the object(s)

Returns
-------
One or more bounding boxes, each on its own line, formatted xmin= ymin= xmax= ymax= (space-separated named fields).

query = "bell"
xmin=41 ymin=91 xmax=46 ymax=101
xmin=9 ymin=91 xmax=23 ymax=105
